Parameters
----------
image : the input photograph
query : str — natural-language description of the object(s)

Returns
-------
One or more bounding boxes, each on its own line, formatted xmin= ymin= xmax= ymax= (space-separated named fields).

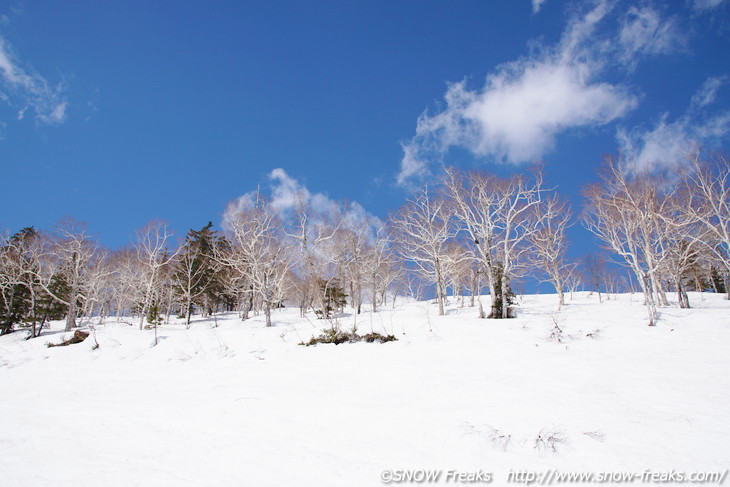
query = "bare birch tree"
xmin=221 ymin=191 xmax=292 ymax=327
xmin=444 ymin=166 xmax=545 ymax=318
xmin=10 ymin=220 xmax=102 ymax=332
xmin=286 ymin=195 xmax=342 ymax=320
xmin=366 ymin=229 xmax=397 ymax=312
xmin=337 ymin=223 xmax=370 ymax=317
xmin=389 ymin=185 xmax=455 ymax=316
xmin=580 ymin=253 xmax=609 ymax=302
xmin=529 ymin=195 xmax=574 ymax=309
xmin=53 ymin=219 xmax=101 ymax=331
xmin=684 ymin=154 xmax=730 ymax=299
xmin=583 ymin=158 xmax=672 ymax=325
xmin=133 ymin=221 xmax=178 ymax=330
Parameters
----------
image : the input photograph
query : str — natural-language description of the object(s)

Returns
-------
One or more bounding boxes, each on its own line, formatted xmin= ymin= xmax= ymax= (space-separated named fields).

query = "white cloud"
xmin=618 ymin=5 xmax=685 ymax=67
xmin=398 ymin=0 xmax=638 ymax=185
xmin=220 ymin=192 xmax=257 ymax=233
xmin=223 ymin=169 xmax=381 ymax=235
xmin=532 ymin=0 xmax=548 ymax=14
xmin=268 ymin=167 xmax=313 ymax=213
xmin=269 ymin=169 xmax=381 ymax=232
xmin=617 ymin=115 xmax=694 ymax=172
xmin=38 ymin=100 xmax=67 ymax=125
xmin=618 ymin=78 xmax=730 ymax=172
xmin=558 ymin=0 xmax=613 ymax=59
xmin=692 ymin=0 xmax=728 ymax=11
xmin=690 ymin=76 xmax=726 ymax=109
xmin=0 ymin=36 xmax=68 ymax=128
xmin=396 ymin=143 xmax=430 ymax=187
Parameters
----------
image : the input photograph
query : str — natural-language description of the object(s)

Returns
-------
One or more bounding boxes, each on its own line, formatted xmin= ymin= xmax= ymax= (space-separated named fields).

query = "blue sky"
xmin=1 ymin=0 xmax=729 ymax=261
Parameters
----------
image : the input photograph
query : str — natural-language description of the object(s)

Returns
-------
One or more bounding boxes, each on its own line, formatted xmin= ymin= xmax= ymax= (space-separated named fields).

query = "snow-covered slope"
xmin=1 ymin=292 xmax=729 ymax=486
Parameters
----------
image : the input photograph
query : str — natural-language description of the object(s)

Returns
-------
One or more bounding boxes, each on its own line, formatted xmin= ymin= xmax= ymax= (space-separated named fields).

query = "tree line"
xmin=1 ymin=153 xmax=728 ymax=337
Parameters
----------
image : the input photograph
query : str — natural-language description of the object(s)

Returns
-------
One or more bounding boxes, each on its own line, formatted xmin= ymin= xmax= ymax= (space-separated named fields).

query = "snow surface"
xmin=1 ymin=292 xmax=729 ymax=486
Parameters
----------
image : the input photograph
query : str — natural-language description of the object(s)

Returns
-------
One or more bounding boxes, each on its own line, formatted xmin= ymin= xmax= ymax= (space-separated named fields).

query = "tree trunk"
xmin=65 ymin=286 xmax=78 ymax=332
xmin=658 ymin=282 xmax=669 ymax=307
xmin=164 ymin=288 xmax=173 ymax=324
xmin=185 ymin=299 xmax=192 ymax=327
xmin=436 ymin=281 xmax=444 ymax=316
xmin=470 ymin=270 xmax=479 ymax=308
xmin=372 ymin=274 xmax=378 ymax=313
xmin=487 ymin=269 xmax=498 ymax=318
xmin=501 ymin=281 xmax=509 ymax=319
xmin=264 ymin=301 xmax=272 ymax=327
xmin=242 ymin=288 xmax=253 ymax=320
xmin=552 ymin=264 xmax=565 ymax=310
xmin=202 ymin=295 xmax=209 ymax=318
xmin=435 ymin=261 xmax=445 ymax=316
xmin=640 ymin=273 xmax=657 ymax=326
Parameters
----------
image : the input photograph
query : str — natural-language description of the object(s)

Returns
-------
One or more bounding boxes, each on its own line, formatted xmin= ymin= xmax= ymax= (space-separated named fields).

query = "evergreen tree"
xmin=315 ymin=279 xmax=347 ymax=319
xmin=36 ymin=273 xmax=71 ymax=321
xmin=146 ymin=302 xmax=164 ymax=345
xmin=711 ymin=266 xmax=727 ymax=294
xmin=0 ymin=227 xmax=69 ymax=337
xmin=0 ymin=282 xmax=30 ymax=335
xmin=173 ymin=222 xmax=224 ymax=325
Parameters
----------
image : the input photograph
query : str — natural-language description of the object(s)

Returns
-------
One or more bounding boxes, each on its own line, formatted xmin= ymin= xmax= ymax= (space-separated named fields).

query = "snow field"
xmin=1 ymin=292 xmax=729 ymax=486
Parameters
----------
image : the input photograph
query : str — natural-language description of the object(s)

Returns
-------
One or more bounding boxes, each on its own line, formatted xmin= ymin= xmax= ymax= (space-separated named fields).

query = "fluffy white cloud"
xmin=618 ymin=116 xmax=694 ymax=172
xmin=398 ymin=0 xmax=638 ymax=185
xmin=0 ymin=36 xmax=68 ymax=128
xmin=269 ymin=168 xmax=381 ymax=232
xmin=618 ymin=78 xmax=730 ymax=172
xmin=268 ymin=168 xmax=313 ymax=213
xmin=224 ymin=169 xmax=381 ymax=234
xmin=220 ymin=192 xmax=256 ymax=233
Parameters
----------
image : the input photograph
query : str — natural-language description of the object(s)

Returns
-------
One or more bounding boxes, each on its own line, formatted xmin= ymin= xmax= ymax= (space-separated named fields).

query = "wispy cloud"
xmin=398 ymin=0 xmax=639 ymax=186
xmin=691 ymin=0 xmax=728 ymax=12
xmin=690 ymin=76 xmax=726 ymax=108
xmin=532 ymin=0 xmax=548 ymax=14
xmin=0 ymin=36 xmax=68 ymax=128
xmin=618 ymin=77 xmax=730 ymax=172
xmin=618 ymin=5 xmax=685 ymax=68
